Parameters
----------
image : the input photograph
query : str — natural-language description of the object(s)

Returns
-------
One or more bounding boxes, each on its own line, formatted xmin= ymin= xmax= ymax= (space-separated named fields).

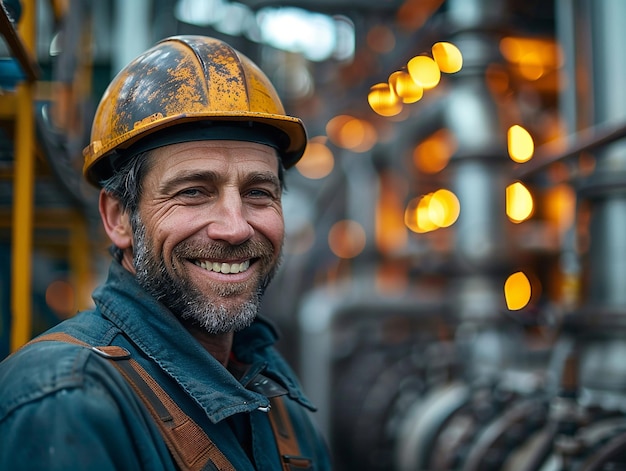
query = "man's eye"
xmin=247 ymin=189 xmax=273 ymax=198
xmin=178 ymin=188 xmax=202 ymax=197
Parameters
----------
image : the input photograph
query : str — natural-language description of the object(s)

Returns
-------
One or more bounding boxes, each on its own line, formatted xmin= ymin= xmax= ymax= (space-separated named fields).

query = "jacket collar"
xmin=92 ymin=260 xmax=315 ymax=423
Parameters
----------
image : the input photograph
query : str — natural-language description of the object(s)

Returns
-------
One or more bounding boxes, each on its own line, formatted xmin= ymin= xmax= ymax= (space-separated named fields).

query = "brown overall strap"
xmin=30 ymin=332 xmax=312 ymax=470
xmin=29 ymin=332 xmax=234 ymax=471
xmin=268 ymin=396 xmax=313 ymax=470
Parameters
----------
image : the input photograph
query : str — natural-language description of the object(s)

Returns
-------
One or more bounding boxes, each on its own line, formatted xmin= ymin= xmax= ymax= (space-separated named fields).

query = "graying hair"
xmin=99 ymin=151 xmax=152 ymax=261
xmin=100 ymin=151 xmax=153 ymax=215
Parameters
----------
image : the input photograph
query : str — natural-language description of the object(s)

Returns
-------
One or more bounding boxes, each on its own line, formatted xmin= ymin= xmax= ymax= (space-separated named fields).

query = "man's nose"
xmin=205 ymin=194 xmax=254 ymax=245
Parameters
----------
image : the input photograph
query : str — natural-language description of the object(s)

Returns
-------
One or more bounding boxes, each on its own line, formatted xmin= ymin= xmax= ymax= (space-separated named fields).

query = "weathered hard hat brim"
xmin=84 ymin=112 xmax=306 ymax=186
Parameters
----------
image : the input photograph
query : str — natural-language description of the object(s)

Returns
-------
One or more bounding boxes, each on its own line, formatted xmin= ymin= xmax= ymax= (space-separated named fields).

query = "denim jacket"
xmin=0 ymin=260 xmax=331 ymax=470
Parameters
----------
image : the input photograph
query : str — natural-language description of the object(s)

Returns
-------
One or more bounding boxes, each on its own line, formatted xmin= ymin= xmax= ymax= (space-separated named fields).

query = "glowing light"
xmin=389 ymin=70 xmax=424 ymax=104
xmin=407 ymin=55 xmax=441 ymax=89
xmin=507 ymin=125 xmax=534 ymax=163
xmin=326 ymin=115 xmax=352 ymax=144
xmin=518 ymin=52 xmax=545 ymax=80
xmin=499 ymin=36 xmax=563 ymax=81
xmin=504 ymin=271 xmax=531 ymax=310
xmin=415 ymin=196 xmax=438 ymax=232
xmin=341 ymin=119 xmax=376 ymax=152
xmin=340 ymin=119 xmax=366 ymax=149
xmin=296 ymin=138 xmax=335 ymax=179
xmin=500 ymin=37 xmax=562 ymax=67
xmin=326 ymin=115 xmax=377 ymax=151
xmin=404 ymin=189 xmax=460 ymax=233
xmin=328 ymin=220 xmax=367 ymax=259
xmin=368 ymin=83 xmax=403 ymax=116
xmin=430 ymin=189 xmax=460 ymax=227
xmin=413 ymin=129 xmax=456 ymax=173
xmin=544 ymin=183 xmax=576 ymax=233
xmin=432 ymin=42 xmax=463 ymax=73
xmin=506 ymin=182 xmax=534 ymax=223
xmin=376 ymin=171 xmax=408 ymax=254
xmin=404 ymin=197 xmax=422 ymax=233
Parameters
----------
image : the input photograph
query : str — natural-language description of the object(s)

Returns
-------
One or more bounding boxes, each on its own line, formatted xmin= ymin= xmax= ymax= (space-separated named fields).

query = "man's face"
xmin=130 ymin=140 xmax=284 ymax=334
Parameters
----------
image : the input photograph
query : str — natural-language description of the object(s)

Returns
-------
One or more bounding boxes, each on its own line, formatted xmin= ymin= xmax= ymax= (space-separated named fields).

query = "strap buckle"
xmin=91 ymin=345 xmax=131 ymax=360
xmin=283 ymin=455 xmax=313 ymax=470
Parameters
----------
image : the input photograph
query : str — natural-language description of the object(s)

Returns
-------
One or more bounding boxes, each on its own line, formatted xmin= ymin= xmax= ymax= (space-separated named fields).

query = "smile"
xmin=192 ymin=259 xmax=251 ymax=274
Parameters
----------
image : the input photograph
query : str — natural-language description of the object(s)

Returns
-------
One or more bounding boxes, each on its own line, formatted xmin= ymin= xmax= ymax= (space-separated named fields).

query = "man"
xmin=0 ymin=36 xmax=331 ymax=470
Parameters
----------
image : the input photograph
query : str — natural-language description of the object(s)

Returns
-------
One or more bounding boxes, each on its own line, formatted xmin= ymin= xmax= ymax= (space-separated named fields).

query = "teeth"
xmin=195 ymin=260 xmax=250 ymax=274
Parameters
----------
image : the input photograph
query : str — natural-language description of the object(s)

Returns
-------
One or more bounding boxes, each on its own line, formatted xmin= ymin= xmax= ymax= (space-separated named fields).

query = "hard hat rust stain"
xmin=83 ymin=35 xmax=307 ymax=186
xmin=133 ymin=113 xmax=165 ymax=131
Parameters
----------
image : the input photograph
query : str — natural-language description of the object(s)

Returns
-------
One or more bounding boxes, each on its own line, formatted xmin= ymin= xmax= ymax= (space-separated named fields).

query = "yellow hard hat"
xmin=83 ymin=35 xmax=307 ymax=186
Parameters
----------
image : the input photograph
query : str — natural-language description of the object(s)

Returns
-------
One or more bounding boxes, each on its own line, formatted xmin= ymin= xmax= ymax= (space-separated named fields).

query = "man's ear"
xmin=99 ymin=189 xmax=133 ymax=250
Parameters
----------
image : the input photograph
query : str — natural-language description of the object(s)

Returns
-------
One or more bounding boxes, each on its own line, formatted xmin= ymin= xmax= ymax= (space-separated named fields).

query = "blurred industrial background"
xmin=3 ymin=0 xmax=626 ymax=469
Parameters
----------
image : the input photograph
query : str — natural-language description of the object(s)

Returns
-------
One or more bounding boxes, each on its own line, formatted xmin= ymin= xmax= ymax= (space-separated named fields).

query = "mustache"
xmin=173 ymin=238 xmax=274 ymax=262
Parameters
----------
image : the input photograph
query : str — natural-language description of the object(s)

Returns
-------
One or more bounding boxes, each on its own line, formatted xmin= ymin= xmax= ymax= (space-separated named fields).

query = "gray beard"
xmin=130 ymin=214 xmax=279 ymax=334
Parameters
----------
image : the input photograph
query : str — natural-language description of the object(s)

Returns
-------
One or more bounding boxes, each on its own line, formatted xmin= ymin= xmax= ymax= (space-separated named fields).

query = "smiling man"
xmin=0 ymin=36 xmax=331 ymax=471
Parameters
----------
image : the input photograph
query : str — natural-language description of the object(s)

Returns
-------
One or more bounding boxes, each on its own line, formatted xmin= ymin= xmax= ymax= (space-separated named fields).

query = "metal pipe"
xmin=581 ymin=0 xmax=626 ymax=312
xmin=10 ymin=0 xmax=36 ymax=351
xmin=0 ymin=2 xmax=39 ymax=81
